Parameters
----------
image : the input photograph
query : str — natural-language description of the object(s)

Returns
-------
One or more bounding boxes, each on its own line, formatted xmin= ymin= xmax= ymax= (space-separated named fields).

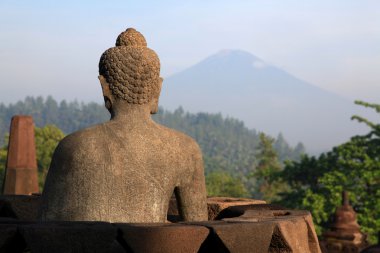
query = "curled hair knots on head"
xmin=116 ymin=28 xmax=147 ymax=47
xmin=99 ymin=28 xmax=160 ymax=104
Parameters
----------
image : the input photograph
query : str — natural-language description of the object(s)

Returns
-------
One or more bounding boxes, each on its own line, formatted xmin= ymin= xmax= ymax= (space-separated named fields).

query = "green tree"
xmin=0 ymin=125 xmax=65 ymax=191
xmin=274 ymin=133 xmax=305 ymax=162
xmin=34 ymin=125 xmax=65 ymax=190
xmin=279 ymin=101 xmax=380 ymax=243
xmin=0 ymin=143 xmax=7 ymax=186
xmin=253 ymin=133 xmax=288 ymax=202
xmin=274 ymin=133 xmax=292 ymax=162
xmin=206 ymin=171 xmax=249 ymax=198
xmin=0 ymin=134 xmax=9 ymax=188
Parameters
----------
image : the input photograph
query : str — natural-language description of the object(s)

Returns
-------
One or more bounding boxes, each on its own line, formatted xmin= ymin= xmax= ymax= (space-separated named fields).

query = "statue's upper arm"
xmin=175 ymin=140 xmax=208 ymax=221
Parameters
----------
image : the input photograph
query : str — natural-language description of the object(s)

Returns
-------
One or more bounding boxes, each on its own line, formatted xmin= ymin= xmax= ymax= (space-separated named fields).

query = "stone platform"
xmin=0 ymin=195 xmax=321 ymax=253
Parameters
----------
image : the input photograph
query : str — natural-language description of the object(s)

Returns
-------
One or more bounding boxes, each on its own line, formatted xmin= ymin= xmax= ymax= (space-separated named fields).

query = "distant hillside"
xmin=160 ymin=49 xmax=371 ymax=153
xmin=0 ymin=97 xmax=304 ymax=176
xmin=0 ymin=96 xmax=109 ymax=138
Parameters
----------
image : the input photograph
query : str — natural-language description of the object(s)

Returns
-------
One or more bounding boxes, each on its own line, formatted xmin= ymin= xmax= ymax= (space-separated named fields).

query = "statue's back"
xmin=39 ymin=28 xmax=208 ymax=222
xmin=40 ymin=119 xmax=205 ymax=222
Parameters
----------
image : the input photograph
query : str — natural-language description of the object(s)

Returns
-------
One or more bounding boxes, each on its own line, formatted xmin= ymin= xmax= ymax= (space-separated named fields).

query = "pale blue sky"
xmin=0 ymin=0 xmax=379 ymax=103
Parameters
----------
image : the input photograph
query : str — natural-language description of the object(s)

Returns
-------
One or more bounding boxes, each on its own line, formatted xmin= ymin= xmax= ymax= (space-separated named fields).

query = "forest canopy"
xmin=0 ymin=96 xmax=305 ymax=197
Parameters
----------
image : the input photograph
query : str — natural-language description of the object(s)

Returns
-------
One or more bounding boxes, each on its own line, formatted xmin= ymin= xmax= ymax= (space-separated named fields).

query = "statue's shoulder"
xmin=54 ymin=124 xmax=107 ymax=157
xmin=154 ymin=122 xmax=202 ymax=155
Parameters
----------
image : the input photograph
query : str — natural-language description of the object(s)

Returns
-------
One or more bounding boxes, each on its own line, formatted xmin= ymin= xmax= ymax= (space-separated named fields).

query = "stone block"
xmin=0 ymin=224 xmax=18 ymax=252
xmin=117 ymin=223 xmax=209 ymax=253
xmin=207 ymin=197 xmax=266 ymax=220
xmin=215 ymin=203 xmax=285 ymax=220
xmin=0 ymin=195 xmax=40 ymax=221
xmin=198 ymin=221 xmax=275 ymax=253
xmin=168 ymin=196 xmax=266 ymax=221
xmin=223 ymin=209 xmax=321 ymax=253
xmin=274 ymin=215 xmax=313 ymax=253
xmin=20 ymin=221 xmax=122 ymax=253
xmin=3 ymin=115 xmax=39 ymax=195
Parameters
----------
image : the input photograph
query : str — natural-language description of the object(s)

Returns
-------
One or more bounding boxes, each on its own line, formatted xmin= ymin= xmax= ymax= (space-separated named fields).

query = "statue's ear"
xmin=158 ymin=77 xmax=163 ymax=94
xmin=150 ymin=77 xmax=163 ymax=114
xmin=98 ymin=75 xmax=114 ymax=112
xmin=98 ymin=75 xmax=112 ymax=97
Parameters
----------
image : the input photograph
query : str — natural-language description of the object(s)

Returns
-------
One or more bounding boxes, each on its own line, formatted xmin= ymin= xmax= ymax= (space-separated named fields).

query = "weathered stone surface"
xmin=168 ymin=196 xmax=267 ymax=222
xmin=361 ymin=233 xmax=380 ymax=253
xmin=222 ymin=209 xmax=322 ymax=253
xmin=215 ymin=203 xmax=284 ymax=220
xmin=198 ymin=221 xmax=275 ymax=253
xmin=118 ymin=223 xmax=209 ymax=253
xmin=362 ymin=247 xmax=380 ymax=253
xmin=20 ymin=222 xmax=123 ymax=253
xmin=207 ymin=197 xmax=266 ymax=220
xmin=3 ymin=115 xmax=39 ymax=195
xmin=0 ymin=195 xmax=40 ymax=221
xmin=0 ymin=194 xmax=276 ymax=224
xmin=361 ymin=238 xmax=380 ymax=253
xmin=0 ymin=222 xmax=29 ymax=253
xmin=322 ymin=191 xmax=368 ymax=253
xmin=39 ymin=28 xmax=208 ymax=223
xmin=304 ymin=213 xmax=324 ymax=253
xmin=0 ymin=224 xmax=18 ymax=251
xmin=275 ymin=214 xmax=315 ymax=253
xmin=181 ymin=208 xmax=321 ymax=252
xmin=0 ymin=206 xmax=322 ymax=253
xmin=269 ymin=226 xmax=292 ymax=253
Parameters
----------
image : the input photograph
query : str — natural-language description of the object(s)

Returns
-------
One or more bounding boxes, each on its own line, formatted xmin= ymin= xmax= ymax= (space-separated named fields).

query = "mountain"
xmin=159 ymin=50 xmax=371 ymax=153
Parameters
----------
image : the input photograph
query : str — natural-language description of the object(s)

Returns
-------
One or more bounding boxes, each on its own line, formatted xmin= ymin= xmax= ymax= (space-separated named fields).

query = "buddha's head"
xmin=98 ymin=28 xmax=162 ymax=115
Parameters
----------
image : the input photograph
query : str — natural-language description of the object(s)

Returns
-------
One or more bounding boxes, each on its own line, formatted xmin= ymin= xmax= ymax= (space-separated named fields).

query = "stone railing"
xmin=0 ymin=195 xmax=321 ymax=253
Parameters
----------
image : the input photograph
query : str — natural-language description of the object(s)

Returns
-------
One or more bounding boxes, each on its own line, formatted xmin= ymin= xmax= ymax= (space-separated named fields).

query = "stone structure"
xmin=321 ymin=191 xmax=368 ymax=253
xmin=0 ymin=112 xmax=322 ymax=252
xmin=39 ymin=28 xmax=208 ymax=223
xmin=361 ymin=233 xmax=380 ymax=253
xmin=0 ymin=194 xmax=321 ymax=252
xmin=2 ymin=116 xmax=39 ymax=195
xmin=168 ymin=196 xmax=267 ymax=221
xmin=0 ymin=27 xmax=323 ymax=252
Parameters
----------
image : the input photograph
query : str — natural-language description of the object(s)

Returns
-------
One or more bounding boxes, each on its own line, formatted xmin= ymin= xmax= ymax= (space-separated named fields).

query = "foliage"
xmin=153 ymin=107 xmax=304 ymax=174
xmin=0 ymin=135 xmax=8 ymax=189
xmin=0 ymin=96 xmax=109 ymax=143
xmin=0 ymin=96 xmax=305 ymax=196
xmin=253 ymin=133 xmax=289 ymax=202
xmin=0 ymin=126 xmax=65 ymax=192
xmin=34 ymin=125 xmax=65 ymax=190
xmin=154 ymin=107 xmax=258 ymax=176
xmin=275 ymin=133 xmax=306 ymax=162
xmin=278 ymin=100 xmax=380 ymax=243
xmin=154 ymin=107 xmax=304 ymax=197
xmin=206 ymin=171 xmax=249 ymax=198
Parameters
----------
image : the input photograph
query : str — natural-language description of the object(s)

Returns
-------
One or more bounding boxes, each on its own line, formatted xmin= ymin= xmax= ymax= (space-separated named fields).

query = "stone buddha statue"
xmin=39 ymin=28 xmax=208 ymax=223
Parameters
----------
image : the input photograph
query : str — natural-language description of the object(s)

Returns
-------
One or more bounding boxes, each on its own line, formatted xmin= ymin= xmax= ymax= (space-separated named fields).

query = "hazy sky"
xmin=0 ymin=0 xmax=379 ymax=104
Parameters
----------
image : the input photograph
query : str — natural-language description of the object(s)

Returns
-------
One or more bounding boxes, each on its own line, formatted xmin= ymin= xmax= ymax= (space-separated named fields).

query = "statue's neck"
xmin=110 ymin=104 xmax=152 ymax=123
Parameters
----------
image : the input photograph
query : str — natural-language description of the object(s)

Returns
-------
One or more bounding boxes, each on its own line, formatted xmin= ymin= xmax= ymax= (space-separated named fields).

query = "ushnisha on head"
xmin=98 ymin=28 xmax=162 ymax=114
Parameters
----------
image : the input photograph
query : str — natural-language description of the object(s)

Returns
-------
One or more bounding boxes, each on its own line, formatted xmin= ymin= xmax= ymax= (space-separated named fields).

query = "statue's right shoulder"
xmin=153 ymin=123 xmax=202 ymax=156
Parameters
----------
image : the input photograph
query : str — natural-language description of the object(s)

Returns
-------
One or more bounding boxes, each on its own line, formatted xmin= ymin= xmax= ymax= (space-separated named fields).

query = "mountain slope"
xmin=159 ymin=50 xmax=370 ymax=153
